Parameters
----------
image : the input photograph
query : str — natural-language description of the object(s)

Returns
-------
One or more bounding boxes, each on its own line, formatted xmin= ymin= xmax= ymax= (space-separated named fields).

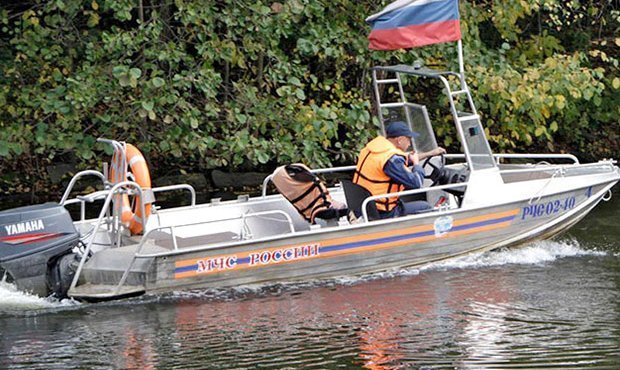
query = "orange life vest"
xmin=272 ymin=164 xmax=333 ymax=224
xmin=353 ymin=136 xmax=408 ymax=212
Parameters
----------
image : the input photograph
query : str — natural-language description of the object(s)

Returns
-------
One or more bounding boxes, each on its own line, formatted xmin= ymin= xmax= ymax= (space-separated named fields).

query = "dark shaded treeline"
xmin=0 ymin=1 xmax=618 ymax=200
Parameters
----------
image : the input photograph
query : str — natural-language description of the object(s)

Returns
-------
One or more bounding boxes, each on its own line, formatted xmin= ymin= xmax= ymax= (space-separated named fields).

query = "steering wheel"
xmin=421 ymin=154 xmax=446 ymax=186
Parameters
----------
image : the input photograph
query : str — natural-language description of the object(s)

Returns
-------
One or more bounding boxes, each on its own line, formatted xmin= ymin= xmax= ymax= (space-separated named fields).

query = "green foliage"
xmin=0 ymin=0 xmax=618 ymax=193
xmin=464 ymin=0 xmax=619 ymax=158
xmin=472 ymin=54 xmax=606 ymax=150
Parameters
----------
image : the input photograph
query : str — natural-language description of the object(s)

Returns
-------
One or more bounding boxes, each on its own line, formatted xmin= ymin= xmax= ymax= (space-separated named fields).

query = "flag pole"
xmin=457 ymin=39 xmax=465 ymax=88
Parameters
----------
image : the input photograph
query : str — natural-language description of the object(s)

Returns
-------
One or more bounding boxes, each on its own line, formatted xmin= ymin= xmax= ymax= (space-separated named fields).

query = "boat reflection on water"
xmin=167 ymin=266 xmax=515 ymax=369
xmin=1 ymin=238 xmax=618 ymax=369
xmin=121 ymin=330 xmax=157 ymax=370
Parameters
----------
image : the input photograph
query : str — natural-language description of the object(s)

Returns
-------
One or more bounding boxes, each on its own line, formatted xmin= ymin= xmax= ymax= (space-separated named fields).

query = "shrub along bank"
xmin=0 ymin=0 xmax=618 ymax=196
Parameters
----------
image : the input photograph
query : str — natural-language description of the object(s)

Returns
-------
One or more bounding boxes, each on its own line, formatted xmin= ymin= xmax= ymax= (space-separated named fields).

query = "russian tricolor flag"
xmin=366 ymin=0 xmax=461 ymax=50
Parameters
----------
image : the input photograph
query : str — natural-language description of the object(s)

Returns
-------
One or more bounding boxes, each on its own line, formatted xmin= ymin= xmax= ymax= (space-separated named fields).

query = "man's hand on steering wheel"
xmin=424 ymin=147 xmax=446 ymax=159
xmin=409 ymin=147 xmax=446 ymax=169
xmin=421 ymin=147 xmax=447 ymax=186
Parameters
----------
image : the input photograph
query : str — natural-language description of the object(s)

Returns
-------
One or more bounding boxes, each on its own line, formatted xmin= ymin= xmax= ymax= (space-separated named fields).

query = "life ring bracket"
xmin=109 ymin=143 xmax=153 ymax=235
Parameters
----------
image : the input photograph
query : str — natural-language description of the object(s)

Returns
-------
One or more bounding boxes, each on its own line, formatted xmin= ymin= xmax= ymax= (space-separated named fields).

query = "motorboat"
xmin=1 ymin=0 xmax=618 ymax=301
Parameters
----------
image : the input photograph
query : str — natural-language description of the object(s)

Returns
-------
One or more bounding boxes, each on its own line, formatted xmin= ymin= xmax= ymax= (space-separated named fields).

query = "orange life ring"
xmin=110 ymin=143 xmax=152 ymax=235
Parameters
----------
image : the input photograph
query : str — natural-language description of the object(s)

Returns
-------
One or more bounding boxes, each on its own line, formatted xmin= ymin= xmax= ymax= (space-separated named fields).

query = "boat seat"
xmin=313 ymin=207 xmax=349 ymax=227
xmin=340 ymin=180 xmax=380 ymax=221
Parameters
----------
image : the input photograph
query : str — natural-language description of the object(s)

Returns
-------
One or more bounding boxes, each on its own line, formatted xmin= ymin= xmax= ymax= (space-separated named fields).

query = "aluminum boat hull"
xmin=68 ymin=178 xmax=617 ymax=300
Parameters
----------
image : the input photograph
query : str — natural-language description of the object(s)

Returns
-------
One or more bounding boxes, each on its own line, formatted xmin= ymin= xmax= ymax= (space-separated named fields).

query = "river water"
xmin=1 ymin=191 xmax=619 ymax=369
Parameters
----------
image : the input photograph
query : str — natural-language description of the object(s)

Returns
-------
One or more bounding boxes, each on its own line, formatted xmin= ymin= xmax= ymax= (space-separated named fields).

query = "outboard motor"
xmin=0 ymin=203 xmax=80 ymax=297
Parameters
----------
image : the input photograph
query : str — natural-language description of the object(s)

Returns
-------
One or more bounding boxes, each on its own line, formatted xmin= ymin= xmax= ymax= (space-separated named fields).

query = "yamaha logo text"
xmin=4 ymin=219 xmax=45 ymax=236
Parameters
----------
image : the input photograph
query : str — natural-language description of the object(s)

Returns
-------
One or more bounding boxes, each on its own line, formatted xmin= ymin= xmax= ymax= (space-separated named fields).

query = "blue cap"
xmin=385 ymin=121 xmax=418 ymax=138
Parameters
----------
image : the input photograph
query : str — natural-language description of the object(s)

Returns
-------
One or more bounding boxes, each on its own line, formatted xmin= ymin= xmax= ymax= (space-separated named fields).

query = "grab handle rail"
xmin=69 ymin=181 xmax=146 ymax=292
xmin=524 ymin=161 xmax=615 ymax=205
xmin=152 ymin=184 xmax=196 ymax=207
xmin=444 ymin=153 xmax=580 ymax=164
xmin=493 ymin=153 xmax=579 ymax=164
xmin=105 ymin=211 xmax=296 ymax=292
xmin=361 ymin=182 xmax=469 ymax=222
xmin=501 ymin=161 xmax=617 ymax=175
xmin=136 ymin=209 xmax=295 ymax=254
xmin=59 ymin=170 xmax=107 ymax=206
xmin=528 ymin=168 xmax=565 ymax=204
xmin=63 ymin=184 xmax=196 ymax=224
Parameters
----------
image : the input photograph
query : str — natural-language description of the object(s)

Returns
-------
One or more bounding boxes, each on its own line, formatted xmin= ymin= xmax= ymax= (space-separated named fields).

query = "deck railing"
xmin=63 ymin=181 xmax=197 ymax=222
xmin=360 ymin=182 xmax=469 ymax=222
xmin=113 ymin=209 xmax=294 ymax=295
xmin=152 ymin=184 xmax=196 ymax=207
xmin=443 ymin=153 xmax=580 ymax=165
xmin=69 ymin=181 xmax=146 ymax=292
xmin=138 ymin=209 xmax=295 ymax=251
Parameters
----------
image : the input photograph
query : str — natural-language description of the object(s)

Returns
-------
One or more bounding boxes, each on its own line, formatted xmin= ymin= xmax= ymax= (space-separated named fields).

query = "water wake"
xmin=421 ymin=238 xmax=604 ymax=271
xmin=0 ymin=282 xmax=78 ymax=314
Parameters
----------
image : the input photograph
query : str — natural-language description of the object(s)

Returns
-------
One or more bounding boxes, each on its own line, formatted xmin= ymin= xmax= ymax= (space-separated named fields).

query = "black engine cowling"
xmin=0 ymin=203 xmax=80 ymax=297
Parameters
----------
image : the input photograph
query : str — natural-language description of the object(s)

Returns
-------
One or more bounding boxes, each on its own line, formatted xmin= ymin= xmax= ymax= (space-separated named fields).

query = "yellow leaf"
xmin=549 ymin=121 xmax=558 ymax=132
xmin=601 ymin=51 xmax=609 ymax=62
xmin=535 ymin=127 xmax=544 ymax=137
xmin=22 ymin=10 xmax=35 ymax=19
xmin=615 ymin=38 xmax=620 ymax=47
xmin=92 ymin=1 xmax=99 ymax=10
xmin=555 ymin=95 xmax=566 ymax=109
xmin=87 ymin=12 xmax=100 ymax=27
xmin=546 ymin=58 xmax=557 ymax=69
xmin=613 ymin=78 xmax=620 ymax=90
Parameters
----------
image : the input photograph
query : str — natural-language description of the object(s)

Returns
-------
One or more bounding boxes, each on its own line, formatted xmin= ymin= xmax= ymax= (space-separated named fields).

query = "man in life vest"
xmin=353 ymin=121 xmax=446 ymax=218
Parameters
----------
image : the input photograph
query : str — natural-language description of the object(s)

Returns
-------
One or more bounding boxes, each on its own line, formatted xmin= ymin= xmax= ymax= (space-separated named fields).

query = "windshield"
xmin=458 ymin=115 xmax=495 ymax=170
xmin=380 ymin=103 xmax=438 ymax=153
